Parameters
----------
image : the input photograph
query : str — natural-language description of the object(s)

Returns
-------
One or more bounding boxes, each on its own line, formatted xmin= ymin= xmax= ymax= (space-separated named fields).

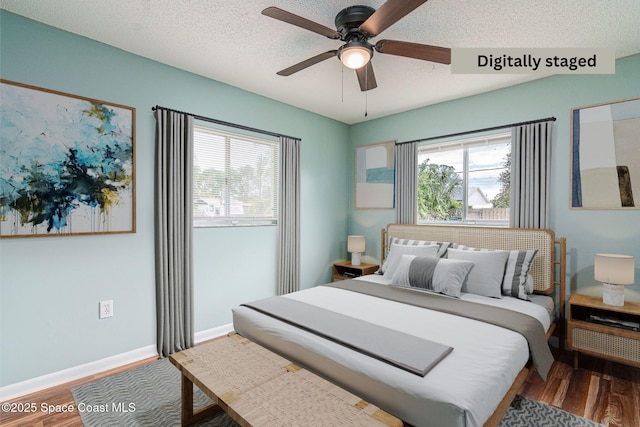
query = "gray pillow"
xmin=447 ymin=248 xmax=509 ymax=298
xmin=391 ymin=254 xmax=474 ymax=298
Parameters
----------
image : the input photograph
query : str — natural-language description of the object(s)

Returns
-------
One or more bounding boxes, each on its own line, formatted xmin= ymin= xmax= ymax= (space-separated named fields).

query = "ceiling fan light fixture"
xmin=338 ymin=42 xmax=372 ymax=69
xmin=265 ymin=2 xmax=452 ymax=92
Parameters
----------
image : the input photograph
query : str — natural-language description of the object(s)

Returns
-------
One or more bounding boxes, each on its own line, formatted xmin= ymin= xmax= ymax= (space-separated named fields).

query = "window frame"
xmin=192 ymin=124 xmax=279 ymax=228
xmin=416 ymin=132 xmax=511 ymax=227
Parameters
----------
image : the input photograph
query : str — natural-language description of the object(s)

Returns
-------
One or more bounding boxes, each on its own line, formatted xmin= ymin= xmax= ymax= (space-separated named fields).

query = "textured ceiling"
xmin=2 ymin=0 xmax=639 ymax=124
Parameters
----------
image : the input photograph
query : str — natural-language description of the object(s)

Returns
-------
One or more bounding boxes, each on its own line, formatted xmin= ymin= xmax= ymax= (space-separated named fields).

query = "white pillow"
xmin=391 ymin=254 xmax=474 ymax=298
xmin=447 ymin=248 xmax=509 ymax=298
xmin=453 ymin=244 xmax=538 ymax=300
xmin=382 ymin=244 xmax=439 ymax=280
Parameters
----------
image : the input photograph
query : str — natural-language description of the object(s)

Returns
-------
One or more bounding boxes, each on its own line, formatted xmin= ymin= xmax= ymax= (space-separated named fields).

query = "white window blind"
xmin=193 ymin=125 xmax=279 ymax=227
xmin=418 ymin=133 xmax=511 ymax=154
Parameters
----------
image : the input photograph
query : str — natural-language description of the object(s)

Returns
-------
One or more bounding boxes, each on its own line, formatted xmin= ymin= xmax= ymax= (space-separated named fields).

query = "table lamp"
xmin=595 ymin=253 xmax=635 ymax=306
xmin=348 ymin=235 xmax=366 ymax=266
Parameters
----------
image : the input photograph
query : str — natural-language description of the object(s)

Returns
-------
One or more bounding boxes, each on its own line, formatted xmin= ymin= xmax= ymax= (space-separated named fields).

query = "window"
xmin=193 ymin=125 xmax=278 ymax=227
xmin=417 ymin=133 xmax=510 ymax=226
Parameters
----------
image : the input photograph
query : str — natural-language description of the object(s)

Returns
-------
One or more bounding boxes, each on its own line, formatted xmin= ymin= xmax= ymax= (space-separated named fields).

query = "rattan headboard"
xmin=382 ymin=224 xmax=563 ymax=295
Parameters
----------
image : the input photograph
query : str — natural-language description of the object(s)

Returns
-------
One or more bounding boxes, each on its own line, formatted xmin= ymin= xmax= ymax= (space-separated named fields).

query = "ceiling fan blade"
xmin=375 ymin=40 xmax=451 ymax=64
xmin=262 ymin=7 xmax=341 ymax=39
xmin=355 ymin=62 xmax=377 ymax=91
xmin=276 ymin=50 xmax=338 ymax=76
xmin=359 ymin=0 xmax=428 ymax=37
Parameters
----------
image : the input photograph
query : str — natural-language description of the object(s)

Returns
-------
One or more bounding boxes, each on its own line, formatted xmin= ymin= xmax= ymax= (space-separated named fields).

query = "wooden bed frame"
xmin=380 ymin=224 xmax=567 ymax=427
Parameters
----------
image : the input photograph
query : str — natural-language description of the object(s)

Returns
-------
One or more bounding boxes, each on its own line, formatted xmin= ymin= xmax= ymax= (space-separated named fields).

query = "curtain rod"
xmin=396 ymin=116 xmax=556 ymax=145
xmin=151 ymin=105 xmax=299 ymax=141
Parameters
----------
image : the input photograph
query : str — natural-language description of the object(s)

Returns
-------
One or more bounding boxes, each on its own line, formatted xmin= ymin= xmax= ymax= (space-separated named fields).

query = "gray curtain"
xmin=395 ymin=141 xmax=418 ymax=224
xmin=154 ymin=109 xmax=194 ymax=357
xmin=278 ymin=136 xmax=301 ymax=295
xmin=510 ymin=121 xmax=553 ymax=228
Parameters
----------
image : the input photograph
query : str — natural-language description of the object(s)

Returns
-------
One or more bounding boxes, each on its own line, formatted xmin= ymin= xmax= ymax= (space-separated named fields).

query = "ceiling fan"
xmin=262 ymin=0 xmax=451 ymax=91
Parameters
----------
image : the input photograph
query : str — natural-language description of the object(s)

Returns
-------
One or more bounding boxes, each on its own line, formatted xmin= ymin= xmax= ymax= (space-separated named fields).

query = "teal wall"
xmin=1 ymin=10 xmax=639 ymax=390
xmin=348 ymin=54 xmax=640 ymax=302
xmin=0 ymin=12 xmax=350 ymax=387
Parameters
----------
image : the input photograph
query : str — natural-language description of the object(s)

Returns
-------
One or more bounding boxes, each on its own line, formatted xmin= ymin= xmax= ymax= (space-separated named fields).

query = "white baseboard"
xmin=195 ymin=323 xmax=235 ymax=343
xmin=0 ymin=323 xmax=234 ymax=402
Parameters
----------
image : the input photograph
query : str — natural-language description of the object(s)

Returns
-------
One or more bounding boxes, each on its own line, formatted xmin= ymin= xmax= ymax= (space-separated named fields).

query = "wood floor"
xmin=0 ymin=357 xmax=158 ymax=427
xmin=520 ymin=349 xmax=640 ymax=427
xmin=2 ymin=349 xmax=639 ymax=427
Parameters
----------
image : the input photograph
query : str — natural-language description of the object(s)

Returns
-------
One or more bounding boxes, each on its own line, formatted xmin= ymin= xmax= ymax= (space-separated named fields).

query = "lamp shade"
xmin=340 ymin=46 xmax=371 ymax=69
xmin=594 ymin=253 xmax=635 ymax=285
xmin=347 ymin=235 xmax=366 ymax=253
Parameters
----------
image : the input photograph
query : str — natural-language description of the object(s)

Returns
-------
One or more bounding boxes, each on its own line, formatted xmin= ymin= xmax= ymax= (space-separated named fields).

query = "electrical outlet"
xmin=99 ymin=300 xmax=113 ymax=319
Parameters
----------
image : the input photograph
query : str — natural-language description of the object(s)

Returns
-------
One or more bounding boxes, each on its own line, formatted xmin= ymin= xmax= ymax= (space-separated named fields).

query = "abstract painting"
xmin=355 ymin=141 xmax=395 ymax=209
xmin=0 ymin=80 xmax=136 ymax=237
xmin=571 ymin=97 xmax=640 ymax=209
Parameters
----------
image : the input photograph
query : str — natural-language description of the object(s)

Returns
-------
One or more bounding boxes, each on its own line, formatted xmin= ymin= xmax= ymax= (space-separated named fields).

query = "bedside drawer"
xmin=567 ymin=294 xmax=640 ymax=369
xmin=569 ymin=324 xmax=640 ymax=367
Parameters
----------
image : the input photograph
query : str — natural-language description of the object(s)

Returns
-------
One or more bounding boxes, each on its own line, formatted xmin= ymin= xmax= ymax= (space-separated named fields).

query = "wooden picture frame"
xmin=355 ymin=140 xmax=395 ymax=209
xmin=571 ymin=97 xmax=640 ymax=209
xmin=0 ymin=79 xmax=136 ymax=237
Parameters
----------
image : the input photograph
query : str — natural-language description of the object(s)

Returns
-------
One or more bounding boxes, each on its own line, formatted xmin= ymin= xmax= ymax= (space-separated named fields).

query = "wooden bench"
xmin=169 ymin=333 xmax=402 ymax=426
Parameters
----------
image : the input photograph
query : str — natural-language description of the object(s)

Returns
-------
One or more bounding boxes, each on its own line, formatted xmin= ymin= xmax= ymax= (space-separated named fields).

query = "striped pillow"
xmin=380 ymin=237 xmax=448 ymax=274
xmin=388 ymin=237 xmax=451 ymax=258
xmin=382 ymin=244 xmax=439 ymax=279
xmin=452 ymin=244 xmax=538 ymax=301
xmin=503 ymin=249 xmax=538 ymax=300
xmin=391 ymin=254 xmax=474 ymax=298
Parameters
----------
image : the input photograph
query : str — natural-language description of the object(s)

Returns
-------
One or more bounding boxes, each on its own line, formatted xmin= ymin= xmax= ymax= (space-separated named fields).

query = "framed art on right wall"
xmin=571 ymin=97 xmax=640 ymax=209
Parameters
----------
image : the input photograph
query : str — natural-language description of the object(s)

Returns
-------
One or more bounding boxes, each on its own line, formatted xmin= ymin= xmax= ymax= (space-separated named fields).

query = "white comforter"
xmin=232 ymin=276 xmax=552 ymax=427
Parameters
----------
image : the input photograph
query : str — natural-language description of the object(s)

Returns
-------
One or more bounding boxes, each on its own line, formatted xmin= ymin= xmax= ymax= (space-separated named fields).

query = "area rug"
xmin=72 ymin=359 xmax=603 ymax=427
xmin=71 ymin=359 xmax=237 ymax=426
xmin=499 ymin=395 xmax=604 ymax=427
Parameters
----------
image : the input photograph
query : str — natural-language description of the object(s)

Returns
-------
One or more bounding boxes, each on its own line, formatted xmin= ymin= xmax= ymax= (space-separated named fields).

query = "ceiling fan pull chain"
xmin=364 ymin=70 xmax=368 ymax=117
xmin=341 ymin=65 xmax=344 ymax=103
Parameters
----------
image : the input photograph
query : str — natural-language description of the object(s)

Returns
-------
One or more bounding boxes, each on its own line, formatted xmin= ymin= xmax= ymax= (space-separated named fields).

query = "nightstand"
xmin=332 ymin=261 xmax=379 ymax=282
xmin=567 ymin=293 xmax=640 ymax=369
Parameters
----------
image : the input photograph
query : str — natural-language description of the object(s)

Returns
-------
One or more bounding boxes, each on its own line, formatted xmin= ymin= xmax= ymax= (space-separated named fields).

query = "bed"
xmin=233 ymin=224 xmax=566 ymax=427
